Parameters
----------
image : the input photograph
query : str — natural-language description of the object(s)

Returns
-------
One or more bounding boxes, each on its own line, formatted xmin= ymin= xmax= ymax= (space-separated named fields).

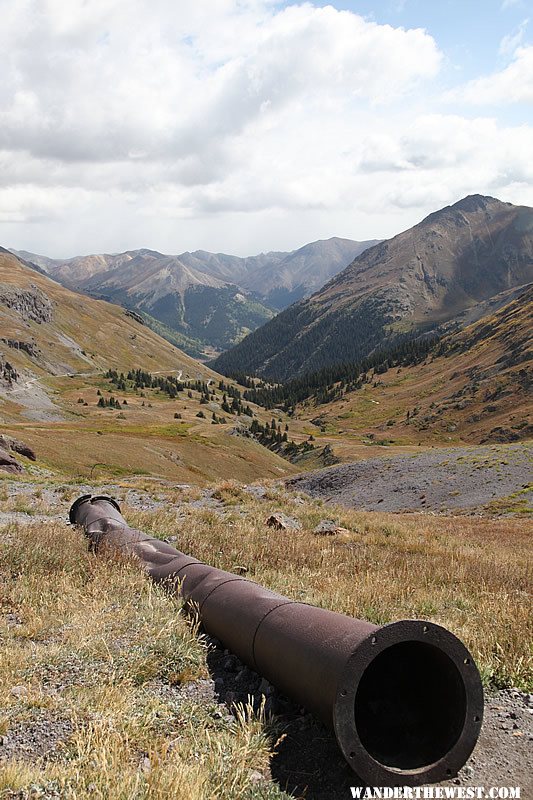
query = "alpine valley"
xmin=13 ymin=237 xmax=377 ymax=358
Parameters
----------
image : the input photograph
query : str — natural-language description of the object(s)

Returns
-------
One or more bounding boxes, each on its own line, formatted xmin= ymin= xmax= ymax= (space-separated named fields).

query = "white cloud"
xmin=449 ymin=45 xmax=533 ymax=105
xmin=0 ymin=1 xmax=441 ymax=164
xmin=0 ymin=0 xmax=531 ymax=257
xmin=499 ymin=18 xmax=529 ymax=55
xmin=359 ymin=115 xmax=533 ymax=204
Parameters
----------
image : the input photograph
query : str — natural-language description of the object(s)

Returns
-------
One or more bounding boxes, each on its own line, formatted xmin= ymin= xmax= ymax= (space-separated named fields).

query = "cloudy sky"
xmin=1 ymin=0 xmax=532 ymax=257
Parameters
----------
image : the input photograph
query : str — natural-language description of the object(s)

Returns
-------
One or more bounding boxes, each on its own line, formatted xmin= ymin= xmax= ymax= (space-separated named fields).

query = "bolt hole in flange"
xmin=354 ymin=641 xmax=466 ymax=770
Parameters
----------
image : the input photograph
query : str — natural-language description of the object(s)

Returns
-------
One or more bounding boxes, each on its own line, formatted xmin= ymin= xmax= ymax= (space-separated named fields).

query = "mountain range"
xmin=13 ymin=237 xmax=377 ymax=356
xmin=1 ymin=228 xmax=531 ymax=480
xmin=213 ymin=195 xmax=533 ymax=381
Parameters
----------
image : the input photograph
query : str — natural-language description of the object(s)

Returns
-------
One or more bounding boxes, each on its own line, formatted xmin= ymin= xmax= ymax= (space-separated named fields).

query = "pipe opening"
xmin=354 ymin=641 xmax=466 ymax=771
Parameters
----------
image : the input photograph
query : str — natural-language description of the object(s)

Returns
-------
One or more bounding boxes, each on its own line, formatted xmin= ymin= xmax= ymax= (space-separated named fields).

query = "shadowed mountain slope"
xmin=288 ymin=283 xmax=532 ymax=455
xmin=213 ymin=195 xmax=533 ymax=381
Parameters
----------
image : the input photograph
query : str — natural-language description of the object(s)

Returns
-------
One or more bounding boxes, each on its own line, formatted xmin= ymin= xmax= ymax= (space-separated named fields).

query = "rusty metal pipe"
xmin=70 ymin=494 xmax=484 ymax=786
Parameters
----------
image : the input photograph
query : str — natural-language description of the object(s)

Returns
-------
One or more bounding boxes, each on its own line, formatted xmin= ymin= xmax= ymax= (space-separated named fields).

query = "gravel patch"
xmin=286 ymin=443 xmax=532 ymax=513
xmin=0 ymin=512 xmax=65 ymax=526
xmin=0 ymin=711 xmax=73 ymax=763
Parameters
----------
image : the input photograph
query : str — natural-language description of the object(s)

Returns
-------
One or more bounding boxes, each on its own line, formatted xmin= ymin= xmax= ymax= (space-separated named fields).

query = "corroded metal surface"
xmin=70 ymin=494 xmax=484 ymax=786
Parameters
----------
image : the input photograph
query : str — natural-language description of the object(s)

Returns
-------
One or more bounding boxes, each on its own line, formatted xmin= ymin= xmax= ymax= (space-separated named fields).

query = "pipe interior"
xmin=354 ymin=641 xmax=466 ymax=771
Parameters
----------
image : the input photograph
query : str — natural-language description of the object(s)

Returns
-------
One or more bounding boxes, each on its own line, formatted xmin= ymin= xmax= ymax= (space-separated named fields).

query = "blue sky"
xmin=302 ymin=0 xmax=531 ymax=78
xmin=0 ymin=0 xmax=532 ymax=256
xmin=309 ymin=0 xmax=533 ymax=129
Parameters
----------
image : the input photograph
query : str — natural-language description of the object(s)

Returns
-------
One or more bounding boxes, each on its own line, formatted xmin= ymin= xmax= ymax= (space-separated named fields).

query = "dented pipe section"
xmin=70 ymin=494 xmax=484 ymax=787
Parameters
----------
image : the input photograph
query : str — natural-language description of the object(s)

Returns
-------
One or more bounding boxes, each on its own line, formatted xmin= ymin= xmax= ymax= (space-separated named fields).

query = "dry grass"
xmin=0 ymin=521 xmax=281 ymax=799
xmin=0 ymin=367 xmax=302 ymax=483
xmin=126 ymin=481 xmax=532 ymax=691
xmin=0 ymin=477 xmax=531 ymax=798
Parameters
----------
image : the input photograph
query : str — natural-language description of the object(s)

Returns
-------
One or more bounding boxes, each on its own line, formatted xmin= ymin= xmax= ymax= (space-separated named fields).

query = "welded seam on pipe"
xmin=250 ymin=600 xmax=298 ymax=672
xmin=149 ymin=557 xmax=200 ymax=578
xmin=170 ymin=558 xmax=202 ymax=575
xmin=152 ymin=558 xmax=202 ymax=584
xmin=197 ymin=577 xmax=251 ymax=613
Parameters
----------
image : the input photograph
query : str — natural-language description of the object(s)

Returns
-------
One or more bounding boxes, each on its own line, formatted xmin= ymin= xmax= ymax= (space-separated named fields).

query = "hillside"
xmin=15 ymin=238 xmax=376 ymax=355
xmin=213 ymin=195 xmax=533 ymax=381
xmin=0 ymin=250 xmax=205 ymax=379
xmin=276 ymin=285 xmax=532 ymax=467
xmin=0 ymin=251 xmax=302 ymax=483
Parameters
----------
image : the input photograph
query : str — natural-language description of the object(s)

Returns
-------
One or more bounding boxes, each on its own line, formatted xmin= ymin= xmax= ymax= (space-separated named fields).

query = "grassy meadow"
xmin=0 ymin=475 xmax=531 ymax=798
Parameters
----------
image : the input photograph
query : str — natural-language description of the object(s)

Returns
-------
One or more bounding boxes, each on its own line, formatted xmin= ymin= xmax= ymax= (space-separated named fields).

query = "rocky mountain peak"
xmin=451 ymin=194 xmax=501 ymax=213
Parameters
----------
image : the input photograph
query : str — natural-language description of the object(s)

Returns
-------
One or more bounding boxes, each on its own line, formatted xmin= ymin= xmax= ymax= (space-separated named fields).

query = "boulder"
xmin=9 ymin=438 xmax=37 ymax=461
xmin=266 ymin=512 xmax=301 ymax=531
xmin=0 ymin=447 xmax=23 ymax=474
xmin=0 ymin=435 xmax=37 ymax=462
xmin=313 ymin=520 xmax=350 ymax=536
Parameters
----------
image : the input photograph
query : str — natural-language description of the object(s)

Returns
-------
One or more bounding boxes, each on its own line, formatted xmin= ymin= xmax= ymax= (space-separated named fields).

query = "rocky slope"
xmin=0 ymin=250 xmax=212 ymax=377
xmin=0 ymin=249 xmax=220 ymax=423
xmin=286 ymin=443 xmax=532 ymax=513
xmin=213 ymin=195 xmax=533 ymax=380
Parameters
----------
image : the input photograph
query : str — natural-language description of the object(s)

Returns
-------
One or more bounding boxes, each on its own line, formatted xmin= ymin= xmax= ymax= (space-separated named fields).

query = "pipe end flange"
xmin=69 ymin=494 xmax=121 ymax=525
xmin=333 ymin=620 xmax=484 ymax=787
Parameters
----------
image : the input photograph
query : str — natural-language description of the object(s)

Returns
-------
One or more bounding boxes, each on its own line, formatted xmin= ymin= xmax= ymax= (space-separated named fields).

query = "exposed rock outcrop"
xmin=266 ymin=512 xmax=301 ymax=531
xmin=0 ymin=358 xmax=18 ymax=386
xmin=0 ymin=436 xmax=37 ymax=473
xmin=0 ymin=284 xmax=53 ymax=323
xmin=1 ymin=339 xmax=41 ymax=358
xmin=0 ymin=447 xmax=23 ymax=474
xmin=313 ymin=520 xmax=350 ymax=536
xmin=1 ymin=436 xmax=37 ymax=461
xmin=124 ymin=309 xmax=145 ymax=325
